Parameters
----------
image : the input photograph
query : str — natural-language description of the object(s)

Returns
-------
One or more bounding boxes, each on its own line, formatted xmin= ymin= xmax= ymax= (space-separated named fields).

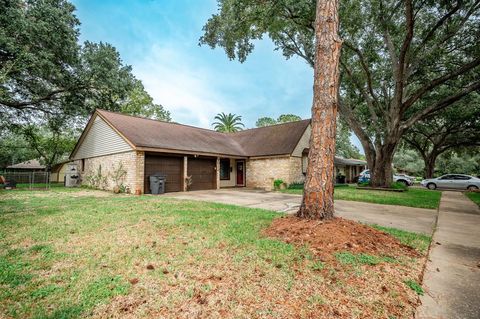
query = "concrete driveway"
xmin=165 ymin=188 xmax=438 ymax=234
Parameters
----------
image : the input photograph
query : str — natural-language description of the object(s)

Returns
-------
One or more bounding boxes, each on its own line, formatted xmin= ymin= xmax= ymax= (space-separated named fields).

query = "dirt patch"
xmin=264 ymin=216 xmax=424 ymax=318
xmin=264 ymin=216 xmax=419 ymax=261
xmin=15 ymin=189 xmax=114 ymax=198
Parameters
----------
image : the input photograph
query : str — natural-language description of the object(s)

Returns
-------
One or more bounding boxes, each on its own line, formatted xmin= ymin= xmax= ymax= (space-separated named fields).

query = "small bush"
xmin=288 ymin=182 xmax=304 ymax=189
xmin=391 ymin=182 xmax=408 ymax=191
xmin=273 ymin=179 xmax=284 ymax=189
xmin=357 ymin=181 xmax=370 ymax=187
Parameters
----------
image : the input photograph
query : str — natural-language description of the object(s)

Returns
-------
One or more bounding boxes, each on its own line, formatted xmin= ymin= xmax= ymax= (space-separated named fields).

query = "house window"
xmin=81 ymin=159 xmax=85 ymax=171
xmin=220 ymin=159 xmax=230 ymax=180
xmin=302 ymin=155 xmax=308 ymax=174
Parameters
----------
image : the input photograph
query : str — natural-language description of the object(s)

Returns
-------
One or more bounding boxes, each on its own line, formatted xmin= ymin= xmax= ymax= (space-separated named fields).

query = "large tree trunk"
xmin=297 ymin=0 xmax=341 ymax=220
xmin=370 ymin=143 xmax=396 ymax=187
xmin=371 ymin=155 xmax=394 ymax=187
xmin=423 ymin=153 xmax=438 ymax=179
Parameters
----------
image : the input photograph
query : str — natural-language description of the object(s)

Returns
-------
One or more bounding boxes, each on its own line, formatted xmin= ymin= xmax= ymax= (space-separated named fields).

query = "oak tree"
xmin=201 ymin=0 xmax=480 ymax=187
xmin=403 ymin=97 xmax=480 ymax=178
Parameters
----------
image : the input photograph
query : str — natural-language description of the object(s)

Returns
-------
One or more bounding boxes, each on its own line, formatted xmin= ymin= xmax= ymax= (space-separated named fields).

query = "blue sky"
xmin=72 ymin=0 xmax=362 ymax=151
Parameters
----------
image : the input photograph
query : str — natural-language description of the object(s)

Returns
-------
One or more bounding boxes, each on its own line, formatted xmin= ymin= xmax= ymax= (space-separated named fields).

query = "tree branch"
xmin=402 ymin=57 xmax=480 ymax=112
xmin=343 ymin=41 xmax=379 ymax=106
xmin=418 ymin=1 xmax=463 ymax=50
xmin=394 ymin=0 xmax=414 ymax=110
xmin=379 ymin=0 xmax=398 ymax=75
xmin=402 ymin=81 xmax=480 ymax=130
xmin=340 ymin=59 xmax=381 ymax=124
xmin=338 ymin=98 xmax=376 ymax=155
xmin=280 ymin=32 xmax=314 ymax=67
xmin=0 ymin=88 xmax=68 ymax=109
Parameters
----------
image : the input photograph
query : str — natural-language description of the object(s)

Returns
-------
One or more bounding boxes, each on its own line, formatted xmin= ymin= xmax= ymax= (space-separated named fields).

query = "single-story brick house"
xmin=70 ymin=109 xmax=366 ymax=193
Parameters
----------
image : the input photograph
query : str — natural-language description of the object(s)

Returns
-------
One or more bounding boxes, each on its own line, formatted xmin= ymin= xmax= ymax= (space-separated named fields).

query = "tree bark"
xmin=297 ymin=0 xmax=341 ymax=220
xmin=370 ymin=142 xmax=397 ymax=187
xmin=423 ymin=153 xmax=438 ymax=179
xmin=371 ymin=153 xmax=394 ymax=187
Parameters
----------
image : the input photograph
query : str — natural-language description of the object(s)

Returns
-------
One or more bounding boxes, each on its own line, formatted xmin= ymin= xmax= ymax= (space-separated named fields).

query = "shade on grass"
xmin=0 ymin=188 xmax=427 ymax=318
xmin=282 ymin=187 xmax=441 ymax=209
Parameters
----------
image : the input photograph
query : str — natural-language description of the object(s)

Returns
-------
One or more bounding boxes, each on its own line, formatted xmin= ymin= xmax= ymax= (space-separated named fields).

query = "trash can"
xmin=149 ymin=173 xmax=166 ymax=194
xmin=336 ymin=175 xmax=346 ymax=184
xmin=5 ymin=179 xmax=17 ymax=189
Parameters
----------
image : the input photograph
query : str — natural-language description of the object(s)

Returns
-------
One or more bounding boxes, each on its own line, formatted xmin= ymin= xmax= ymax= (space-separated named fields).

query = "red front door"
xmin=236 ymin=161 xmax=244 ymax=186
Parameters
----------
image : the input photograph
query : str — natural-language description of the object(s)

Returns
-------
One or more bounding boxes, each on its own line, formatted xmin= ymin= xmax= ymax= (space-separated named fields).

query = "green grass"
xmin=466 ymin=192 xmax=480 ymax=207
xmin=282 ymin=187 xmax=441 ymax=209
xmin=0 ymin=183 xmax=64 ymax=190
xmin=0 ymin=188 xmax=425 ymax=318
xmin=404 ymin=279 xmax=424 ymax=296
xmin=0 ymin=188 xmax=310 ymax=318
xmin=372 ymin=225 xmax=432 ymax=253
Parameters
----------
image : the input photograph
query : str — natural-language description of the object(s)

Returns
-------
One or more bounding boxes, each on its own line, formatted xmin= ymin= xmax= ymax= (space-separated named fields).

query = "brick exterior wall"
xmin=79 ymin=151 xmax=145 ymax=193
xmin=289 ymin=156 xmax=305 ymax=184
xmin=246 ymin=156 xmax=305 ymax=190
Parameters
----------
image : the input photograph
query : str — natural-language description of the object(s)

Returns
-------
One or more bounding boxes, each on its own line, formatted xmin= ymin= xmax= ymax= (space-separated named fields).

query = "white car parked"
xmin=358 ymin=169 xmax=415 ymax=186
xmin=420 ymin=174 xmax=480 ymax=191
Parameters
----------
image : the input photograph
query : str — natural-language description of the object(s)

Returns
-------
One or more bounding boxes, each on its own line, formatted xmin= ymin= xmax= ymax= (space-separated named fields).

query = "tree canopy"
xmin=403 ymin=95 xmax=480 ymax=177
xmin=436 ymin=150 xmax=480 ymax=177
xmin=393 ymin=148 xmax=424 ymax=176
xmin=0 ymin=0 xmax=170 ymax=123
xmin=0 ymin=0 xmax=171 ymax=168
xmin=212 ymin=112 xmax=245 ymax=132
xmin=201 ymin=0 xmax=480 ymax=186
xmin=255 ymin=114 xmax=302 ymax=127
xmin=336 ymin=120 xmax=363 ymax=160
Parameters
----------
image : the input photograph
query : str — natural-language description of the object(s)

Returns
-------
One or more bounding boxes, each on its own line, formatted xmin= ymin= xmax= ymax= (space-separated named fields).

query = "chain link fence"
xmin=0 ymin=171 xmax=51 ymax=190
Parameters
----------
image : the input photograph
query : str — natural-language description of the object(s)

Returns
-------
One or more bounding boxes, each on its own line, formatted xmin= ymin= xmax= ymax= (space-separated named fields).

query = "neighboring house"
xmin=50 ymin=161 xmax=70 ymax=183
xmin=334 ymin=157 xmax=367 ymax=183
xmin=6 ymin=159 xmax=45 ymax=172
xmin=70 ymin=110 xmax=366 ymax=193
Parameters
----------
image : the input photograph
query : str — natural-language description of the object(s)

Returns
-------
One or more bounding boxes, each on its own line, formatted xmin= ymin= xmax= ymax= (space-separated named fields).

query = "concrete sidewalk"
xmin=165 ymin=189 xmax=437 ymax=234
xmin=417 ymin=191 xmax=480 ymax=318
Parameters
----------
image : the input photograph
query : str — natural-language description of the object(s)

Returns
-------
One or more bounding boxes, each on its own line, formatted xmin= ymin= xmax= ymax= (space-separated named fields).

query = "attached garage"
xmin=72 ymin=110 xmax=315 ymax=194
xmin=187 ymin=157 xmax=216 ymax=191
xmin=144 ymin=154 xmax=183 ymax=193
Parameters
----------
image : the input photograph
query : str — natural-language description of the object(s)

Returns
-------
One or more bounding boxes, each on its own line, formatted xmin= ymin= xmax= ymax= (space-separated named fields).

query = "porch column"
xmin=183 ymin=156 xmax=188 ymax=192
xmin=216 ymin=157 xmax=220 ymax=189
xmin=135 ymin=151 xmax=145 ymax=194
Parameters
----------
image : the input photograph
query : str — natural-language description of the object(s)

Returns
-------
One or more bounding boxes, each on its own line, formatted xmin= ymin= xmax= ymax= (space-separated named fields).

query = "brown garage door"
xmin=187 ymin=157 xmax=216 ymax=191
xmin=144 ymin=155 xmax=183 ymax=193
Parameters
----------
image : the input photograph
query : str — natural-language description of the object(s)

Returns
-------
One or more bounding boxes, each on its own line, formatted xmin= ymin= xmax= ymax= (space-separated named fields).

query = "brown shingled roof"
xmin=96 ymin=110 xmax=310 ymax=157
xmin=230 ymin=119 xmax=311 ymax=157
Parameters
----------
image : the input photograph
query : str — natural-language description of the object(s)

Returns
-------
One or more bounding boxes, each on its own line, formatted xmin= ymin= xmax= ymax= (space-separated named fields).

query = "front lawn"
xmin=0 ymin=188 xmax=428 ymax=318
xmin=466 ymin=192 xmax=480 ymax=207
xmin=282 ymin=186 xmax=441 ymax=209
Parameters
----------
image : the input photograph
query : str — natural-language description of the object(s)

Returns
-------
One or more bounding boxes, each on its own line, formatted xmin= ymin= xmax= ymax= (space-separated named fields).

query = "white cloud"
xmin=133 ymin=44 xmax=235 ymax=128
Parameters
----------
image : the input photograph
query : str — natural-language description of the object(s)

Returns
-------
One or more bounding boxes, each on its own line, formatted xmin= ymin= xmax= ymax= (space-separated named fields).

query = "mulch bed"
xmin=264 ymin=216 xmax=419 ymax=261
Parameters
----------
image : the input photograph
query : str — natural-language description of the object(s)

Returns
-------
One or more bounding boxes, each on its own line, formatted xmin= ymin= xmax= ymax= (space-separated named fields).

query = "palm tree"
xmin=212 ymin=112 xmax=245 ymax=132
